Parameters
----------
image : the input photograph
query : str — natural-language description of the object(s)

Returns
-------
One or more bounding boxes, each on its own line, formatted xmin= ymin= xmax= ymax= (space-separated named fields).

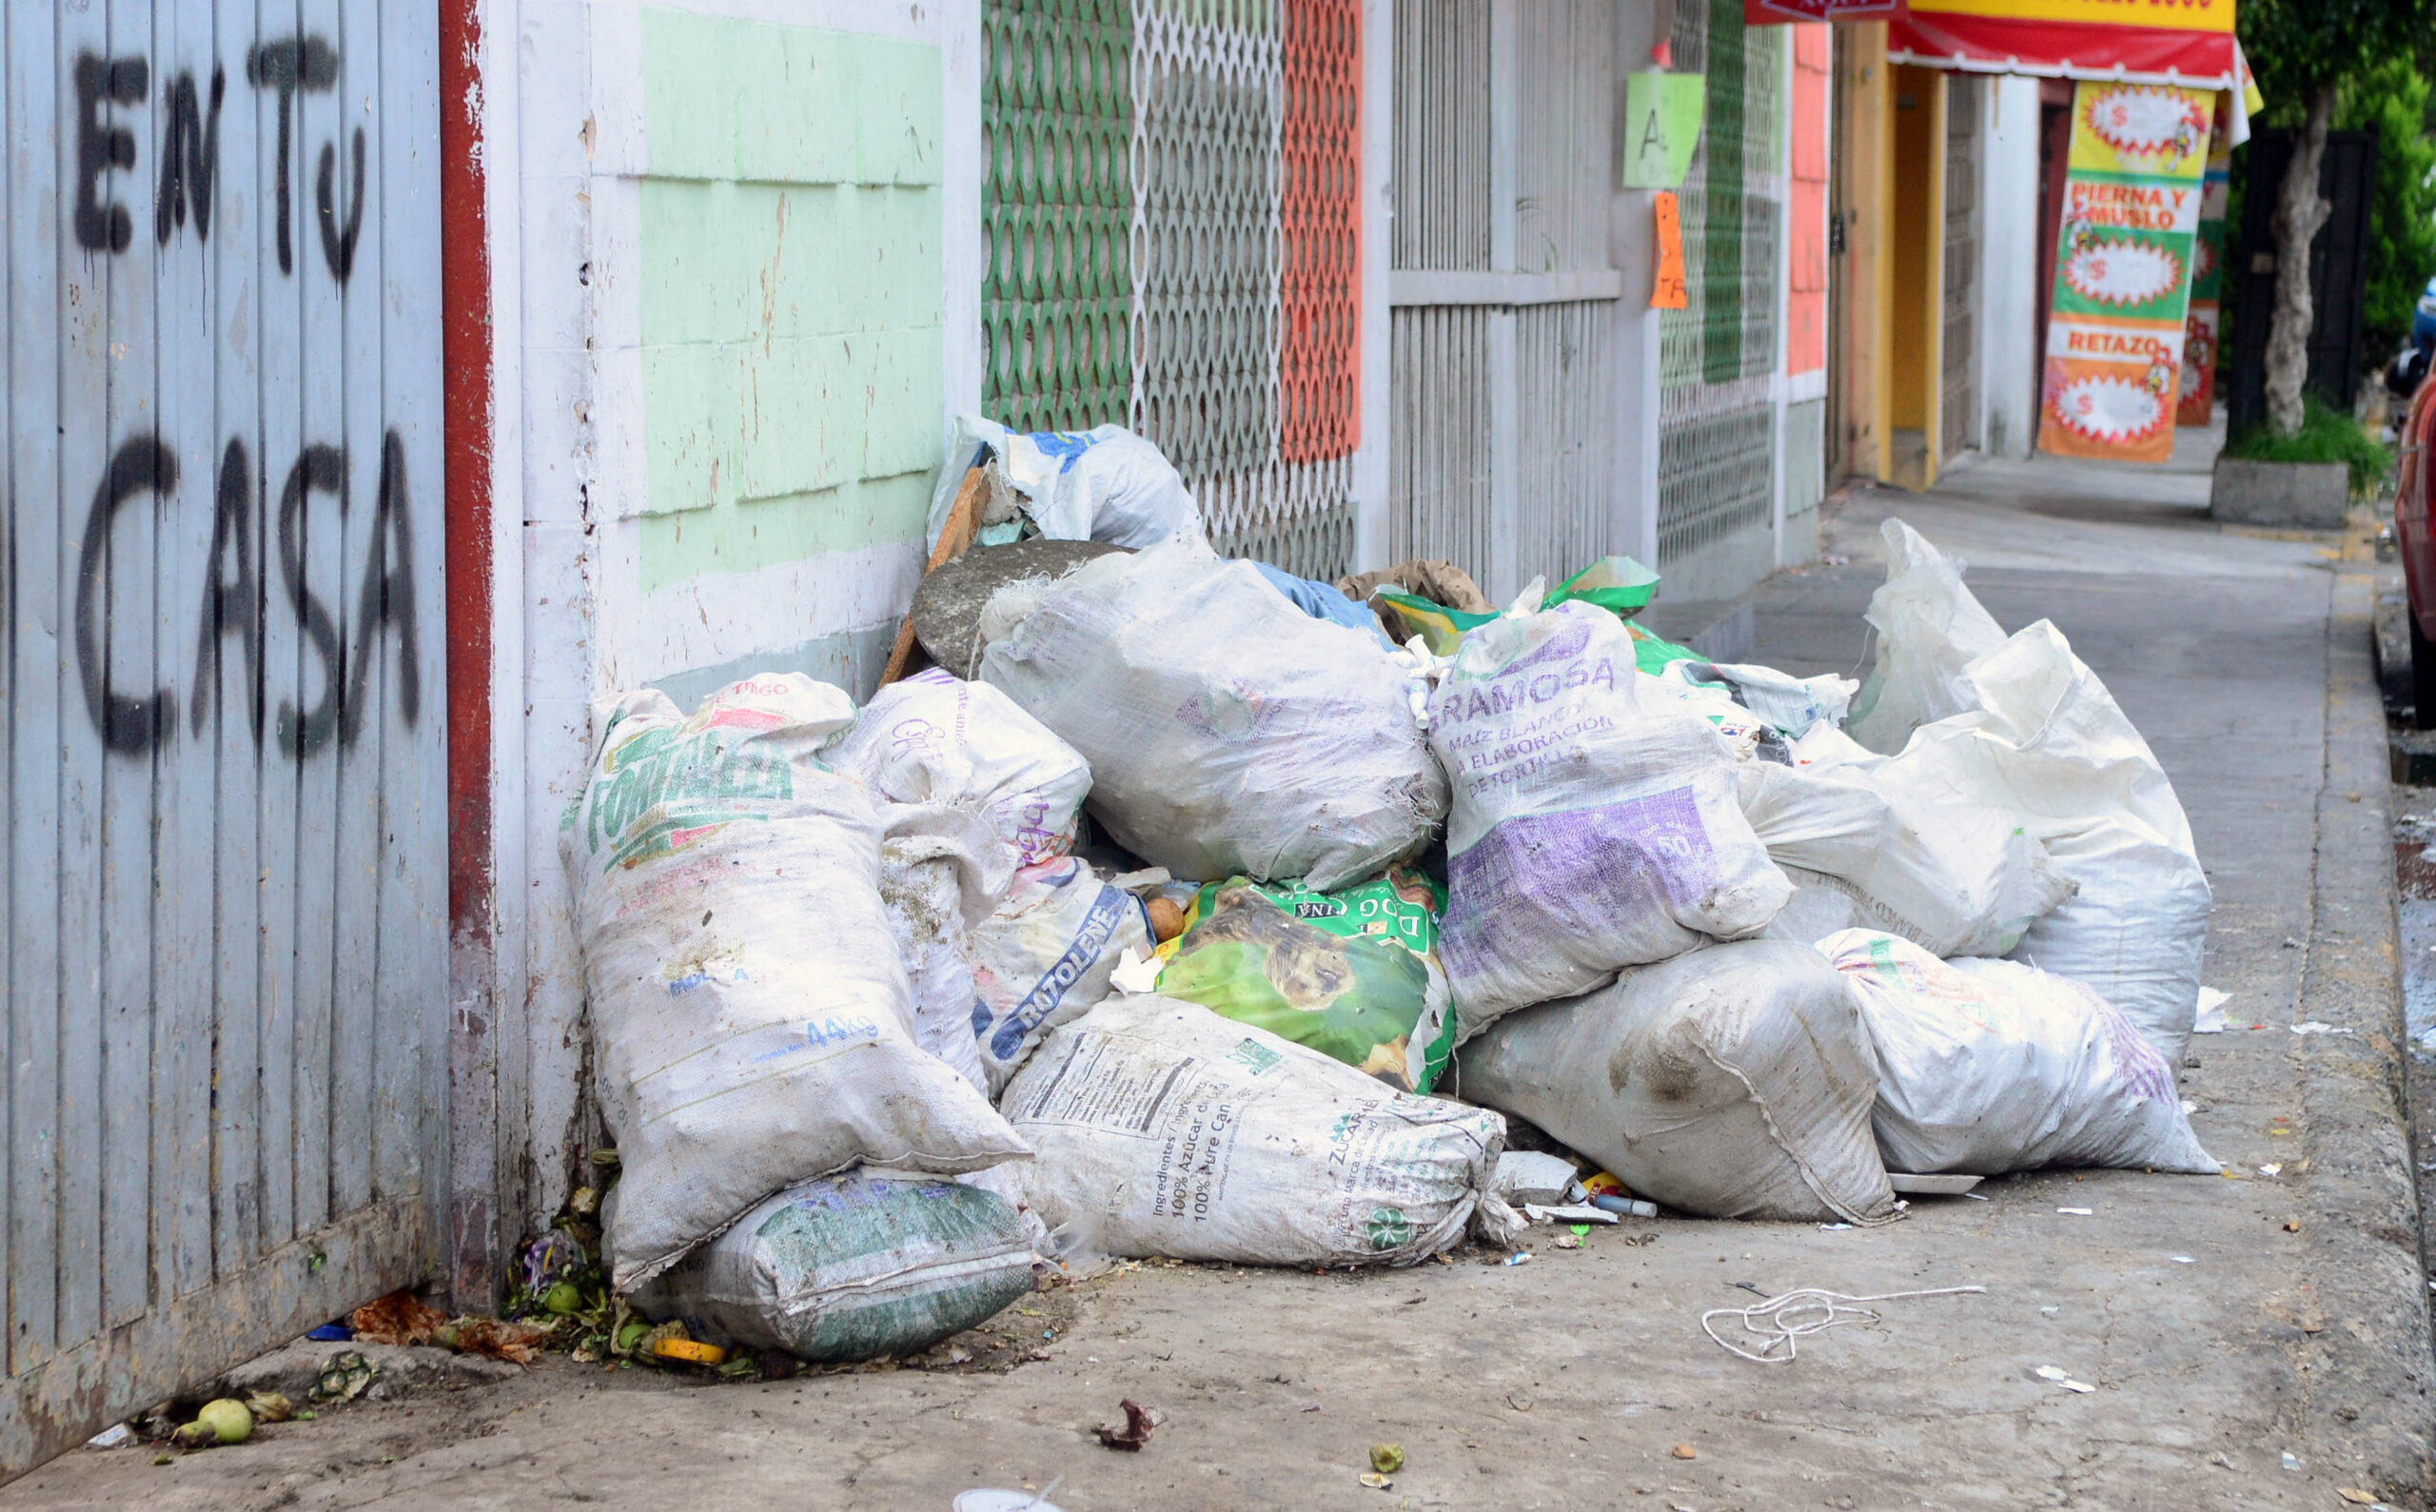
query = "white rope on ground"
xmin=1700 ymin=1285 xmax=1988 ymax=1363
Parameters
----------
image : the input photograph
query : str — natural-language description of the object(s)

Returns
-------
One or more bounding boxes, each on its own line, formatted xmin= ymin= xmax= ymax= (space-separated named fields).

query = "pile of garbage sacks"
xmin=560 ymin=425 xmax=2216 ymax=1369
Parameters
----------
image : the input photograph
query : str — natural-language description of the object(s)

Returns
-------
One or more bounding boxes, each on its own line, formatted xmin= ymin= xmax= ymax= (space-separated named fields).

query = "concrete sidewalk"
xmin=4 ymin=463 xmax=2426 ymax=1511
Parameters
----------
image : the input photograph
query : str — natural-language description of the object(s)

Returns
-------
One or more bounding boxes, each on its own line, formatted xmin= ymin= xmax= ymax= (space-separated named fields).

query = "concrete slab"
xmin=6 ymin=460 xmax=2427 ymax=1511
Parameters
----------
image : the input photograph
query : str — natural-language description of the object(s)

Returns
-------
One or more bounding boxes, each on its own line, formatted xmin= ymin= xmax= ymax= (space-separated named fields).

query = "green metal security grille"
xmin=1656 ymin=0 xmax=1785 ymax=567
xmin=981 ymin=0 xmax=1135 ymax=433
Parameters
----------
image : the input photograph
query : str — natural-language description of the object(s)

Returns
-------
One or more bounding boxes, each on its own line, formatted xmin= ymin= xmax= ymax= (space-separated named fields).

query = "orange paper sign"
xmin=1652 ymin=192 xmax=1687 ymax=310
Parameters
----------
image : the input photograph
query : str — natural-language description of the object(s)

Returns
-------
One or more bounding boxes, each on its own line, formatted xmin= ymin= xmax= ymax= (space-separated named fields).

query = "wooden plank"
xmin=4 ymin=0 xmax=63 ymax=1377
xmin=328 ymin=0 xmax=382 ymax=1222
xmin=52 ymin=0 xmax=116 ymax=1353
xmin=209 ymin=0 xmax=266 ymax=1278
xmin=252 ymin=0 xmax=305 ymax=1254
xmin=98 ymin=0 xmax=161 ymax=1334
xmin=876 ymin=465 xmax=987 ymax=688
xmin=287 ymin=0 xmax=348 ymax=1240
xmin=373 ymin=0 xmax=446 ymax=1209
xmin=151 ymin=0 xmax=219 ymax=1304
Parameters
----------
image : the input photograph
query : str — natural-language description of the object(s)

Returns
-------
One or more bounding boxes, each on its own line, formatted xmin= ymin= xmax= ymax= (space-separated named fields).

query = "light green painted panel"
xmin=638 ymin=184 xmax=939 ymax=347
xmin=642 ymin=9 xmax=940 ymax=187
xmin=638 ymin=10 xmax=946 ymax=581
xmin=638 ymin=472 xmax=933 ymax=595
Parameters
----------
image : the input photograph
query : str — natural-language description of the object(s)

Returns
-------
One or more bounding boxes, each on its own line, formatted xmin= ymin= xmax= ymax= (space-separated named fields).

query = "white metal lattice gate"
xmin=1387 ymin=0 xmax=1621 ymax=605
xmin=1 ymin=1 xmax=447 ymax=1476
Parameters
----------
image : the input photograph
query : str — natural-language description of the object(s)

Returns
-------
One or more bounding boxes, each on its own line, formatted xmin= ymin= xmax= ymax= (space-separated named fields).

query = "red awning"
xmin=1745 ymin=0 xmax=2243 ymax=93
xmin=1889 ymin=0 xmax=2238 ymax=88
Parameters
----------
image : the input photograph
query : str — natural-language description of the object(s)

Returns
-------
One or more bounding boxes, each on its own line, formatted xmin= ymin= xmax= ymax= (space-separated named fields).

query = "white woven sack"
xmin=1427 ymin=601 xmax=1789 ymax=1036
xmin=1817 ymin=930 xmax=2215 ymax=1175
xmin=1846 ymin=518 xmax=2008 ymax=754
xmin=967 ymin=854 xmax=1153 ymax=1094
xmin=564 ymin=676 xmax=1031 ymax=1289
xmin=980 ymin=537 xmax=1445 ymax=890
xmin=1457 ymin=942 xmax=1896 ymax=1225
xmin=877 ymin=805 xmax=1016 ymax=1095
xmin=1001 ymin=994 xmax=1503 ymax=1267
xmin=1876 ymin=621 xmax=2210 ymax=1062
xmin=830 ymin=670 xmax=1092 ymax=869
xmin=1737 ymin=756 xmax=2074 ymax=957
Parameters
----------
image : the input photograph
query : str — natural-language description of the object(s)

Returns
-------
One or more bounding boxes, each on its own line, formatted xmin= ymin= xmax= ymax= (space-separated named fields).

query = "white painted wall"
xmin=475 ymin=0 xmax=983 ymax=1261
xmin=1609 ymin=0 xmax=1666 ymax=571
xmin=1976 ymin=73 xmax=2041 ymax=460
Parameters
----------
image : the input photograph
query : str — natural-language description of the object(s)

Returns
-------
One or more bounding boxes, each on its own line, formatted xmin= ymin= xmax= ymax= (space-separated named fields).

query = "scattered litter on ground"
xmin=1358 ymin=1472 xmax=1394 ymax=1490
xmin=1370 ymin=1443 xmax=1405 ymax=1474
xmin=1672 ymin=1443 xmax=1699 ymax=1460
xmin=1093 ymin=1400 xmax=1160 ymax=1451
xmin=2192 ymin=988 xmax=2230 ymax=1033
xmin=1701 ymin=1286 xmax=1987 ymax=1363
xmin=2033 ymin=1366 xmax=2096 ymax=1393
xmin=85 ymin=1424 xmax=130 ymax=1449
xmin=954 ymin=1474 xmax=1066 ymax=1512
xmin=351 ymin=1290 xmax=445 ymax=1346
xmin=2285 ymin=1452 xmax=2302 ymax=1471
xmin=2056 ymin=1208 xmax=2094 ymax=1216
xmin=2261 ymin=1164 xmax=2284 ymax=1177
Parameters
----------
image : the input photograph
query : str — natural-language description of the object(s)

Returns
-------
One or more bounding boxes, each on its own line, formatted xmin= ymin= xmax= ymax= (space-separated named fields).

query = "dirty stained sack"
xmin=1736 ymin=756 xmax=2074 ymax=958
xmin=564 ymin=676 xmax=1031 ymax=1289
xmin=1001 ymin=995 xmax=1506 ymax=1267
xmin=980 ymin=538 xmax=1445 ymax=890
xmin=631 ymin=1170 xmax=1036 ymax=1365
xmin=1818 ymin=931 xmax=2216 ymax=1175
xmin=878 ymin=806 xmax=1016 ymax=1095
xmin=1456 ymin=942 xmax=1897 ymax=1225
xmin=1427 ymin=601 xmax=1790 ymax=1037
xmin=968 ymin=854 xmax=1154 ymax=1094
xmin=829 ymin=670 xmax=1093 ymax=870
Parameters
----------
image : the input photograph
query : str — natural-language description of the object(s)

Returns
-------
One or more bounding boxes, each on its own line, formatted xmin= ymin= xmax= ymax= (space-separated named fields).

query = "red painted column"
xmin=439 ymin=0 xmax=499 ymax=1309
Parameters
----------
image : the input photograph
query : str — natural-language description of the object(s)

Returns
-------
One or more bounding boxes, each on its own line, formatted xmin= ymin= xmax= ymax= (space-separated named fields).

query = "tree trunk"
xmin=2264 ymin=88 xmax=2336 ymax=437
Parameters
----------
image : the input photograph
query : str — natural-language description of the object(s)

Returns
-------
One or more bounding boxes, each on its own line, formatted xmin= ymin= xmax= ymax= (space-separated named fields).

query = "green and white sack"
xmin=633 ymin=1170 xmax=1036 ymax=1364
xmin=565 ymin=675 xmax=1030 ymax=1289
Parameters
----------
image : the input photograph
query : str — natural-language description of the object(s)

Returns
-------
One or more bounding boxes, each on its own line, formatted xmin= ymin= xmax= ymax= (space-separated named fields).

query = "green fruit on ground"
xmin=195 ymin=1399 xmax=252 ymax=1445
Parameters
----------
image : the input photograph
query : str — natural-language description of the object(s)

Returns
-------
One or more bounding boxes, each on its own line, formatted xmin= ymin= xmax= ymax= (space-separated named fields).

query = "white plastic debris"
xmin=1494 ymin=1151 xmax=1582 ymax=1208
xmin=2191 ymin=987 xmax=2230 ymax=1033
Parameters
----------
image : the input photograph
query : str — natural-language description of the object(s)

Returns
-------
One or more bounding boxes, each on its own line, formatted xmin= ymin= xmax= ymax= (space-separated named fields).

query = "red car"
xmin=2395 ymin=375 xmax=2436 ymax=724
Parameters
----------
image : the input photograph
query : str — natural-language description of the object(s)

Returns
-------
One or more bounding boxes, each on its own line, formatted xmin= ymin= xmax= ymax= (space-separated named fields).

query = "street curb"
xmin=2300 ymin=568 xmax=2435 ymax=1497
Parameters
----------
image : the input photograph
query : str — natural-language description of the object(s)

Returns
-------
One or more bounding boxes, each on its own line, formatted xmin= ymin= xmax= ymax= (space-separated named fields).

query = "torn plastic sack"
xmin=1664 ymin=661 xmax=1857 ymax=739
xmin=564 ymin=676 xmax=1031 ymax=1289
xmin=630 ymin=1170 xmax=1036 ymax=1365
xmin=1456 ymin=942 xmax=1897 ymax=1225
xmin=1001 ymin=994 xmax=1506 ymax=1267
xmin=1151 ymin=867 xmax=1456 ymax=1094
xmin=829 ymin=670 xmax=1093 ymax=870
xmin=1845 ymin=518 xmax=2009 ymax=755
xmin=979 ymin=537 xmax=1446 ymax=891
xmin=1253 ymin=562 xmax=1399 ymax=650
xmin=878 ymin=807 xmax=1015 ymax=1095
xmin=1874 ymin=619 xmax=2210 ymax=1062
xmin=1817 ymin=931 xmax=2215 ymax=1175
xmin=1427 ymin=601 xmax=1790 ymax=1038
xmin=928 ymin=417 xmax=1202 ymax=553
xmin=1736 ymin=757 xmax=2074 ymax=958
xmin=968 ymin=854 xmax=1155 ymax=1094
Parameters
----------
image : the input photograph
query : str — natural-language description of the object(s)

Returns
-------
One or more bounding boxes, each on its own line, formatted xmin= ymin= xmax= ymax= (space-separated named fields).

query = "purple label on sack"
xmin=1441 ymin=790 xmax=1715 ymax=984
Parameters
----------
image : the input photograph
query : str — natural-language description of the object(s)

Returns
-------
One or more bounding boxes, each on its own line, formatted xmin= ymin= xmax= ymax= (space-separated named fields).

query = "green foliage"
xmin=2240 ymin=0 xmax=2421 ymax=107
xmin=2337 ymin=60 xmax=2436 ymax=361
xmin=2223 ymin=394 xmax=2394 ymax=496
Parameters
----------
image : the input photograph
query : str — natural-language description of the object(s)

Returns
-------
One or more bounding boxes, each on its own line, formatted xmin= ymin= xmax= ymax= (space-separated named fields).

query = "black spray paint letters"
xmin=79 ymin=431 xmax=422 ymax=760
xmin=76 ymin=37 xmax=361 ymax=282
